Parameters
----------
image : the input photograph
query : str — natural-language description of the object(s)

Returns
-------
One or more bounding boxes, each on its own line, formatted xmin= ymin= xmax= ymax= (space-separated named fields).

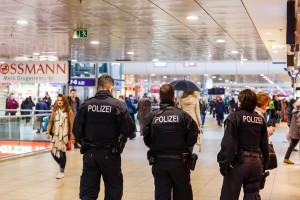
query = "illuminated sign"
xmin=208 ymin=88 xmax=225 ymax=95
xmin=0 ymin=140 xmax=50 ymax=157
xmin=0 ymin=61 xmax=69 ymax=83
xmin=69 ymin=78 xmax=95 ymax=86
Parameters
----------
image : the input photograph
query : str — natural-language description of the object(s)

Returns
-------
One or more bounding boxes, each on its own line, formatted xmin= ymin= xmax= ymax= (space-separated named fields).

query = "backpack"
xmin=269 ymin=101 xmax=275 ymax=110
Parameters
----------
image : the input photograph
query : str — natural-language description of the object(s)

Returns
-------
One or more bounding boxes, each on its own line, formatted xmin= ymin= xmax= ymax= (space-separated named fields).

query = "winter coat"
xmin=126 ymin=98 xmax=137 ymax=114
xmin=216 ymin=101 xmax=226 ymax=120
xmin=21 ymin=98 xmax=33 ymax=115
xmin=288 ymin=107 xmax=300 ymax=140
xmin=178 ymin=95 xmax=201 ymax=127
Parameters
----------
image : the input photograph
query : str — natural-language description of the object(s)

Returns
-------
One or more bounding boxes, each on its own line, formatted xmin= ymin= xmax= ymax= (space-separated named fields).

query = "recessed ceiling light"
xmin=127 ymin=52 xmax=134 ymax=55
xmin=186 ymin=16 xmax=199 ymax=20
xmin=152 ymin=59 xmax=159 ymax=62
xmin=71 ymin=59 xmax=77 ymax=62
xmin=212 ymin=76 xmax=216 ymax=79
xmin=90 ymin=41 xmax=99 ymax=44
xmin=150 ymin=74 xmax=156 ymax=76
xmin=231 ymin=50 xmax=239 ymax=54
xmin=33 ymin=52 xmax=40 ymax=56
xmin=265 ymin=32 xmax=273 ymax=35
xmin=163 ymin=76 xmax=167 ymax=79
xmin=204 ymin=74 xmax=209 ymax=77
xmin=216 ymin=39 xmax=226 ymax=43
xmin=241 ymin=58 xmax=248 ymax=61
xmin=17 ymin=20 xmax=28 ymax=25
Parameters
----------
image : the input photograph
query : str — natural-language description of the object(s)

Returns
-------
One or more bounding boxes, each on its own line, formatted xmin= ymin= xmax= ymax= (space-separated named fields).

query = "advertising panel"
xmin=0 ymin=61 xmax=69 ymax=83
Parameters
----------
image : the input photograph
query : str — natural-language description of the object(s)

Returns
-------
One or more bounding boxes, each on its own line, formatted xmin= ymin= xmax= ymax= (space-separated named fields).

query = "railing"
xmin=0 ymin=109 xmax=52 ymax=159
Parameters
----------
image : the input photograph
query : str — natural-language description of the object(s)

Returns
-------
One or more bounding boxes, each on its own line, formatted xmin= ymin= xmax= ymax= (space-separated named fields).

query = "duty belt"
xmin=243 ymin=150 xmax=261 ymax=158
xmin=156 ymin=153 xmax=190 ymax=160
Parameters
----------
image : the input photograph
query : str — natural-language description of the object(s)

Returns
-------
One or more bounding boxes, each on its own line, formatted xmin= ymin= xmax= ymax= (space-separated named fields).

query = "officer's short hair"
xmin=159 ymin=84 xmax=174 ymax=101
xmin=70 ymin=88 xmax=76 ymax=93
xmin=256 ymin=92 xmax=271 ymax=108
xmin=97 ymin=75 xmax=114 ymax=89
xmin=238 ymin=89 xmax=257 ymax=111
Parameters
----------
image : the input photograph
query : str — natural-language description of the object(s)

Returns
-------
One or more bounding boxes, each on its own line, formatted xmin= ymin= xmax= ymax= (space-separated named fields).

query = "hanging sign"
xmin=0 ymin=61 xmax=69 ymax=83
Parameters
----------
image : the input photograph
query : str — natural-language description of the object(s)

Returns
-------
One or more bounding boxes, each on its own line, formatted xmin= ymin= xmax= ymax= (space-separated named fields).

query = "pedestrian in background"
xmin=68 ymin=88 xmax=81 ymax=148
xmin=43 ymin=91 xmax=52 ymax=110
xmin=283 ymin=98 xmax=300 ymax=165
xmin=73 ymin=75 xmax=135 ymax=200
xmin=137 ymin=93 xmax=152 ymax=135
xmin=46 ymin=94 xmax=74 ymax=179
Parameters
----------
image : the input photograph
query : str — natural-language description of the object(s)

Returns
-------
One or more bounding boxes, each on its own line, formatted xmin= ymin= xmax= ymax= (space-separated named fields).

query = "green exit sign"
xmin=73 ymin=29 xmax=88 ymax=38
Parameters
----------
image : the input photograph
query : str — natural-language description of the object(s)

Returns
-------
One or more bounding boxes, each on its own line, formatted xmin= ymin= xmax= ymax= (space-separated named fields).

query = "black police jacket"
xmin=143 ymin=100 xmax=199 ymax=155
xmin=73 ymin=90 xmax=136 ymax=146
xmin=217 ymin=108 xmax=269 ymax=167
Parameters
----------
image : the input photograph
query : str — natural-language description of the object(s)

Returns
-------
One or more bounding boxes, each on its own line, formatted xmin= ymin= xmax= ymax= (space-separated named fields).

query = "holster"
xmin=233 ymin=149 xmax=244 ymax=166
xmin=80 ymin=138 xmax=91 ymax=154
xmin=147 ymin=150 xmax=155 ymax=165
xmin=260 ymin=171 xmax=270 ymax=190
xmin=111 ymin=134 xmax=127 ymax=156
xmin=188 ymin=153 xmax=198 ymax=171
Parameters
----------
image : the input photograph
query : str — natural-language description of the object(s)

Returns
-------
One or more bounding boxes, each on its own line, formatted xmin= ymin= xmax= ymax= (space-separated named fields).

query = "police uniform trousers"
xmin=152 ymin=158 xmax=193 ymax=200
xmin=80 ymin=148 xmax=123 ymax=200
xmin=220 ymin=154 xmax=263 ymax=200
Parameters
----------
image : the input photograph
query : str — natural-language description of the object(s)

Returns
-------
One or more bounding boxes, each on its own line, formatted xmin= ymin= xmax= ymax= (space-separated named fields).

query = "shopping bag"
xmin=197 ymin=129 xmax=203 ymax=152
xmin=33 ymin=119 xmax=41 ymax=130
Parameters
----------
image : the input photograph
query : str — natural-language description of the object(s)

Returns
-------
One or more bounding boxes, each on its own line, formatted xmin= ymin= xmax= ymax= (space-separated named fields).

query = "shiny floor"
xmin=0 ymin=115 xmax=300 ymax=200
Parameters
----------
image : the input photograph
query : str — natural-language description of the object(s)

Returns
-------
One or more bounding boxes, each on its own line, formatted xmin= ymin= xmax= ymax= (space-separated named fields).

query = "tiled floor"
xmin=0 ymin=115 xmax=300 ymax=200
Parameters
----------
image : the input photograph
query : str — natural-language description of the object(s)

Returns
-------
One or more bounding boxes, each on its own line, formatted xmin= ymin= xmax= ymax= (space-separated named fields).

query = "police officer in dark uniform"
xmin=217 ymin=89 xmax=269 ymax=200
xmin=143 ymin=84 xmax=198 ymax=200
xmin=73 ymin=75 xmax=136 ymax=200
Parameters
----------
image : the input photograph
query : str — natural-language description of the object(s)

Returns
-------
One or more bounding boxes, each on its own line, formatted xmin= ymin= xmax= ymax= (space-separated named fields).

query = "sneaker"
xmin=56 ymin=172 xmax=64 ymax=179
xmin=283 ymin=159 xmax=294 ymax=164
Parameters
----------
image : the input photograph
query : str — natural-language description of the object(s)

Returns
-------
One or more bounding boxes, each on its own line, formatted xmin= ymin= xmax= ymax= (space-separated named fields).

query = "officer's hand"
xmin=46 ymin=134 xmax=50 ymax=140
xmin=219 ymin=165 xmax=231 ymax=176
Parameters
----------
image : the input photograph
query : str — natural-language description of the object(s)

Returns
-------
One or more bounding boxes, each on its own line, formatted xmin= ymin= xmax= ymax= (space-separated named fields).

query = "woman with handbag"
xmin=46 ymin=94 xmax=74 ymax=179
xmin=283 ymin=98 xmax=300 ymax=164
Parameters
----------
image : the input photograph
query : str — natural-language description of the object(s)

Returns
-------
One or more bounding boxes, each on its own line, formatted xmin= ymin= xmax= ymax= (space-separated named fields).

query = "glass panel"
xmin=0 ymin=111 xmax=51 ymax=159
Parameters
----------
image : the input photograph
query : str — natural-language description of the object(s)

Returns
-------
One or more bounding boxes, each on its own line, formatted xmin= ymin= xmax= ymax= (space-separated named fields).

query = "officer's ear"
xmin=109 ymin=86 xmax=114 ymax=94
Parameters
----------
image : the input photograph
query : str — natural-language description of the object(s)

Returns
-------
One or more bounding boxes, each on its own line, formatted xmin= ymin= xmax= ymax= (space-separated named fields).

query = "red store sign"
xmin=0 ymin=61 xmax=69 ymax=83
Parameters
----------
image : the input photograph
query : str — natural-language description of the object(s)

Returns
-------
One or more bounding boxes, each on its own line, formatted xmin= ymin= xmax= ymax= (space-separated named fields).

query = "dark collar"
xmin=95 ymin=90 xmax=113 ymax=98
xmin=159 ymin=100 xmax=175 ymax=109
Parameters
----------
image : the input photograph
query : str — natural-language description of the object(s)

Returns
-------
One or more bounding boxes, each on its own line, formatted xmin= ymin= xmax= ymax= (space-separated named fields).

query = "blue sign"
xmin=69 ymin=79 xmax=95 ymax=86
xmin=208 ymin=88 xmax=225 ymax=95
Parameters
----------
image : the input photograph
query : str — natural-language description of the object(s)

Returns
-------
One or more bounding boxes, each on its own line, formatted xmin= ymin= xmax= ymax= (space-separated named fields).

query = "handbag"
xmin=266 ymin=143 xmax=277 ymax=170
xmin=67 ymin=139 xmax=72 ymax=151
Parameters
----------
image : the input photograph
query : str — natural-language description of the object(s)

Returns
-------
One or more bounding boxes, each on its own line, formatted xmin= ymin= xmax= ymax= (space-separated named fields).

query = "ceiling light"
xmin=33 ymin=52 xmax=40 ymax=56
xmin=163 ymin=76 xmax=167 ymax=79
xmin=265 ymin=32 xmax=273 ymax=35
xmin=216 ymin=39 xmax=226 ymax=43
xmin=260 ymin=74 xmax=264 ymax=76
xmin=152 ymin=59 xmax=159 ymax=62
xmin=71 ymin=59 xmax=77 ymax=62
xmin=150 ymin=74 xmax=156 ymax=76
xmin=204 ymin=74 xmax=209 ymax=77
xmin=231 ymin=50 xmax=239 ymax=54
xmin=218 ymin=78 xmax=222 ymax=80
xmin=241 ymin=58 xmax=247 ymax=61
xmin=186 ymin=16 xmax=199 ymax=20
xmin=127 ymin=52 xmax=134 ymax=55
xmin=173 ymin=78 xmax=177 ymax=80
xmin=90 ymin=41 xmax=99 ymax=44
xmin=144 ymin=80 xmax=148 ymax=82
xmin=17 ymin=20 xmax=28 ymax=25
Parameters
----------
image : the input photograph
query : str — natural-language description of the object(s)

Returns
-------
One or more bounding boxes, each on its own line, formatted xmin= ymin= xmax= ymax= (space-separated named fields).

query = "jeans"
xmin=285 ymin=139 xmax=299 ymax=159
xmin=200 ymin=113 xmax=206 ymax=125
xmin=51 ymin=151 xmax=66 ymax=170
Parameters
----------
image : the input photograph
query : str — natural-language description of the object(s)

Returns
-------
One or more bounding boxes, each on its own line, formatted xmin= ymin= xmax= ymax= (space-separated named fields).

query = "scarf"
xmin=50 ymin=108 xmax=69 ymax=158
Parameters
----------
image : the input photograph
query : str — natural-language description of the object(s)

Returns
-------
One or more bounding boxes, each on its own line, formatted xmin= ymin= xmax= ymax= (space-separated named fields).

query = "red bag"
xmin=67 ymin=140 xmax=72 ymax=151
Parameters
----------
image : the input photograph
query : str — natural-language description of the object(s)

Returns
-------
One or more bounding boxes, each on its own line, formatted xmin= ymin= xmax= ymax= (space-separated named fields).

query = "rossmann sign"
xmin=0 ymin=61 xmax=69 ymax=83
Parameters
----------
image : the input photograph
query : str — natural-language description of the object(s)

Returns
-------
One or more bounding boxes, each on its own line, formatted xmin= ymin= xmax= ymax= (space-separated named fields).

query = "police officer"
xmin=73 ymin=75 xmax=136 ymax=200
xmin=217 ymin=89 xmax=269 ymax=200
xmin=143 ymin=84 xmax=198 ymax=200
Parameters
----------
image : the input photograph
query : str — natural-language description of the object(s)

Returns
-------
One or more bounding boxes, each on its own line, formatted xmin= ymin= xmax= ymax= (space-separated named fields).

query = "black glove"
xmin=219 ymin=165 xmax=231 ymax=176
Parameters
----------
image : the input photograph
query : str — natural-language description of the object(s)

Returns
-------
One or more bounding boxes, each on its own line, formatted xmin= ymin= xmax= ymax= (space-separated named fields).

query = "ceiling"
xmin=0 ymin=0 xmax=292 ymax=95
xmin=0 ymin=0 xmax=287 ymax=62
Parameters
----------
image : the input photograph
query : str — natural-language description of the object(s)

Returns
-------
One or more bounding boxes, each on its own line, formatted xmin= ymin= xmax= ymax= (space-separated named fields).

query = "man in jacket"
xmin=143 ymin=84 xmax=198 ymax=200
xmin=68 ymin=88 xmax=81 ymax=148
xmin=217 ymin=89 xmax=269 ymax=200
xmin=73 ymin=75 xmax=136 ymax=200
